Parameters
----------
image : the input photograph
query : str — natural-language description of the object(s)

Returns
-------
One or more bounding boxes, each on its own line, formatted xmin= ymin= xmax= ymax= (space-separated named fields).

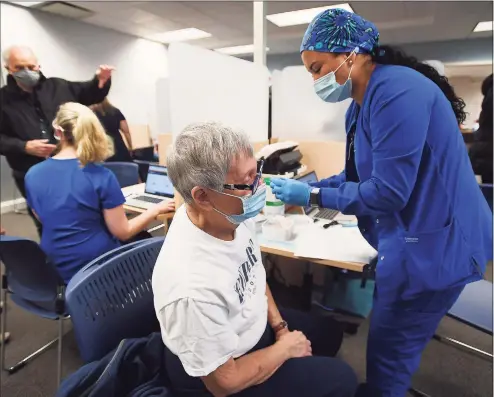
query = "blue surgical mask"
xmin=214 ymin=184 xmax=267 ymax=225
xmin=314 ymin=50 xmax=356 ymax=103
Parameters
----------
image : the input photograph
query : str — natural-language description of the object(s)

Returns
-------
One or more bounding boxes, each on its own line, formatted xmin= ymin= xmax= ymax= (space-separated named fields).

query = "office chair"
xmin=410 ymin=279 xmax=493 ymax=397
xmin=434 ymin=279 xmax=493 ymax=357
xmin=132 ymin=146 xmax=156 ymax=162
xmin=101 ymin=162 xmax=139 ymax=188
xmin=0 ymin=236 xmax=67 ymax=385
xmin=65 ymin=237 xmax=164 ymax=363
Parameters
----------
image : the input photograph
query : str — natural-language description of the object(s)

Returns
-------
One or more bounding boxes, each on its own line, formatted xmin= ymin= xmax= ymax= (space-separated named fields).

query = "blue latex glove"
xmin=269 ymin=178 xmax=311 ymax=207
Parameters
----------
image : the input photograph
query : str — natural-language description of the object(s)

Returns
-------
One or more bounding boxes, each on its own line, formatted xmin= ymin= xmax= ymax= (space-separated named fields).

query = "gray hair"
xmin=167 ymin=121 xmax=253 ymax=204
xmin=2 ymin=45 xmax=36 ymax=64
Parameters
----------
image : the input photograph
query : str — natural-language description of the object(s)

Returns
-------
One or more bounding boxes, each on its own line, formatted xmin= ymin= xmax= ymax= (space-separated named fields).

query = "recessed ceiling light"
xmin=146 ymin=28 xmax=211 ymax=43
xmin=473 ymin=21 xmax=493 ymax=33
xmin=267 ymin=3 xmax=354 ymax=27
xmin=215 ymin=44 xmax=270 ymax=56
xmin=9 ymin=1 xmax=46 ymax=6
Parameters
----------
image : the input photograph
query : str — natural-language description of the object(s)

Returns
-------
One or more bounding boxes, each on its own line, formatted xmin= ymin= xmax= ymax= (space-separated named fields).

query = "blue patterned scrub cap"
xmin=300 ymin=8 xmax=380 ymax=55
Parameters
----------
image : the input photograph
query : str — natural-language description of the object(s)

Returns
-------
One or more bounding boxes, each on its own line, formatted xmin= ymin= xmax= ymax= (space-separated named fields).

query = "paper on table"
xmin=294 ymin=224 xmax=377 ymax=263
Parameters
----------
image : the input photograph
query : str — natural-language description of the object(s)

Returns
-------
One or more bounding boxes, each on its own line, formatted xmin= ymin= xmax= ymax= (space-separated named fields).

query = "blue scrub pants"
xmin=356 ymin=284 xmax=465 ymax=397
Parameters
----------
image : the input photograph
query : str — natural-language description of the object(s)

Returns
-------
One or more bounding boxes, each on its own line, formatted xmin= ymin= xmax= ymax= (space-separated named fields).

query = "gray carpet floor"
xmin=0 ymin=211 xmax=492 ymax=397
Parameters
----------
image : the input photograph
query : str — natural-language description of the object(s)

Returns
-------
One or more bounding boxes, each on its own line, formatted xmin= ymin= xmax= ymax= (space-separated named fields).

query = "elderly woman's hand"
xmin=277 ymin=330 xmax=312 ymax=358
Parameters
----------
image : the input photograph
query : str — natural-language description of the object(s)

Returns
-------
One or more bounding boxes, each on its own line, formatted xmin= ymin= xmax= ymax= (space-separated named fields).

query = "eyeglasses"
xmin=223 ymin=159 xmax=264 ymax=195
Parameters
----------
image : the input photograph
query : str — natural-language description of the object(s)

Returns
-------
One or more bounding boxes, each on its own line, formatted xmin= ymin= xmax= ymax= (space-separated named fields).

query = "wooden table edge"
xmin=260 ymin=245 xmax=365 ymax=272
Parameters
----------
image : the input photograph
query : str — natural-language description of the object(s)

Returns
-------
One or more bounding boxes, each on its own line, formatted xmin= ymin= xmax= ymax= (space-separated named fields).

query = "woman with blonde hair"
xmin=24 ymin=102 xmax=174 ymax=283
xmin=91 ymin=97 xmax=133 ymax=162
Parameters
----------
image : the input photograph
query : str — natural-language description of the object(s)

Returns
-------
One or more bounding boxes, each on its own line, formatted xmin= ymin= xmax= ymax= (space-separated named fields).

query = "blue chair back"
xmin=479 ymin=183 xmax=493 ymax=212
xmin=0 ymin=236 xmax=64 ymax=307
xmin=65 ymin=237 xmax=164 ymax=363
xmin=101 ymin=162 xmax=139 ymax=188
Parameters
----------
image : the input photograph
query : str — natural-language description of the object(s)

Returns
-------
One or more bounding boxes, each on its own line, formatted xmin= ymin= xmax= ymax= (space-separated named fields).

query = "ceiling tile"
xmin=41 ymin=0 xmax=493 ymax=56
xmin=70 ymin=1 xmax=139 ymax=14
xmin=137 ymin=1 xmax=213 ymax=24
xmin=266 ymin=1 xmax=343 ymax=15
xmin=83 ymin=13 xmax=154 ymax=37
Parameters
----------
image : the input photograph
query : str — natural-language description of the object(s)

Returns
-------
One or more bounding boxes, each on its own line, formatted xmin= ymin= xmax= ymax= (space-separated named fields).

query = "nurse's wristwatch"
xmin=309 ymin=188 xmax=321 ymax=207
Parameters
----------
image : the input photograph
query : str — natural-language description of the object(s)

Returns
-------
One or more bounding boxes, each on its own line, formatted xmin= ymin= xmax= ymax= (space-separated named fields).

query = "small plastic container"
xmin=262 ymin=216 xmax=295 ymax=241
xmin=263 ymin=177 xmax=285 ymax=217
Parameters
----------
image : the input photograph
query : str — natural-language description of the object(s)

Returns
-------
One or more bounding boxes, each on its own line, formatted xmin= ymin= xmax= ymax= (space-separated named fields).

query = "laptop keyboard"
xmin=314 ymin=208 xmax=338 ymax=220
xmin=134 ymin=195 xmax=164 ymax=204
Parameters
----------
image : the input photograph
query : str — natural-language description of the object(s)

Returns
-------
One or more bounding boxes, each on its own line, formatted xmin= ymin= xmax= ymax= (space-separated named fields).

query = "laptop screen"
xmin=145 ymin=165 xmax=174 ymax=198
xmin=296 ymin=171 xmax=318 ymax=213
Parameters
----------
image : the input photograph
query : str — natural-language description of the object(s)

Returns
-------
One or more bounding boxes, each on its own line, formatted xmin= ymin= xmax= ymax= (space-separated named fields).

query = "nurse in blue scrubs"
xmin=270 ymin=9 xmax=493 ymax=397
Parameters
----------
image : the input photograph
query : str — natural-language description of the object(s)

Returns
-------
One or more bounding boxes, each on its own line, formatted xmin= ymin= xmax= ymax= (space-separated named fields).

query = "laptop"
xmin=125 ymin=165 xmax=174 ymax=210
xmin=295 ymin=171 xmax=340 ymax=222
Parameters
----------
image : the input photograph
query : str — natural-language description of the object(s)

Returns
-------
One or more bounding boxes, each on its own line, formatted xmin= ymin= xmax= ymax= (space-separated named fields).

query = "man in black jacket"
xmin=0 ymin=45 xmax=114 ymax=235
xmin=469 ymin=74 xmax=493 ymax=184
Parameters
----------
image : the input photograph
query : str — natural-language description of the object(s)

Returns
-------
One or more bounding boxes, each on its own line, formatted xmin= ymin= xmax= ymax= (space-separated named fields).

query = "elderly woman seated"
xmin=152 ymin=122 xmax=357 ymax=397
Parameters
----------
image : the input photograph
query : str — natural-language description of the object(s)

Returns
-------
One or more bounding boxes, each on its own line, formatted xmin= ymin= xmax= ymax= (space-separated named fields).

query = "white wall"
xmin=0 ymin=3 xmax=170 ymax=207
xmin=168 ymin=43 xmax=270 ymax=142
xmin=449 ymin=76 xmax=485 ymax=127
xmin=1 ymin=3 xmax=170 ymax=136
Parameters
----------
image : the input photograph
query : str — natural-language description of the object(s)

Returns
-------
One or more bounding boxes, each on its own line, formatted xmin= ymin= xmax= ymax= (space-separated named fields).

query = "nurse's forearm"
xmin=310 ymin=171 xmax=346 ymax=189
xmin=319 ymin=178 xmax=407 ymax=216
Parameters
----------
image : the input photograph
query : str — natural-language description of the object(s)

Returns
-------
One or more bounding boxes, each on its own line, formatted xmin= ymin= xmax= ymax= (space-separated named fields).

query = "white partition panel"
xmin=272 ymin=66 xmax=351 ymax=142
xmin=168 ymin=43 xmax=270 ymax=142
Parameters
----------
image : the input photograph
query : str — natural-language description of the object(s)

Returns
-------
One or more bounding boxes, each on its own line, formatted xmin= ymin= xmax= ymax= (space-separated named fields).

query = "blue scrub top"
xmin=315 ymin=65 xmax=493 ymax=300
xmin=25 ymin=158 xmax=125 ymax=283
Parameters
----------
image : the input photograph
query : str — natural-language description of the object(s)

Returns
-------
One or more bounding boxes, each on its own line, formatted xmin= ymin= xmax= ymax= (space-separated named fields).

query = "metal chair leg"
xmin=1 ymin=291 xmax=64 ymax=376
xmin=409 ymin=388 xmax=432 ymax=397
xmin=57 ymin=317 xmax=63 ymax=385
xmin=5 ymin=337 xmax=59 ymax=374
xmin=409 ymin=332 xmax=492 ymax=397
xmin=433 ymin=334 xmax=493 ymax=361
xmin=0 ymin=288 xmax=7 ymax=372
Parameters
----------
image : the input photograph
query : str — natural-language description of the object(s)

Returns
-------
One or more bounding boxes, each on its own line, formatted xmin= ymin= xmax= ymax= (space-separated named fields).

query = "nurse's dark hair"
xmin=371 ymin=45 xmax=467 ymax=125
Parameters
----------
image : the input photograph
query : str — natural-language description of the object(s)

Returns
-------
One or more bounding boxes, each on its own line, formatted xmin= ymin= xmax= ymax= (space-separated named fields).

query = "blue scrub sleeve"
xmin=99 ymin=171 xmax=126 ymax=210
xmin=319 ymin=83 xmax=431 ymax=216
xmin=309 ymin=171 xmax=346 ymax=188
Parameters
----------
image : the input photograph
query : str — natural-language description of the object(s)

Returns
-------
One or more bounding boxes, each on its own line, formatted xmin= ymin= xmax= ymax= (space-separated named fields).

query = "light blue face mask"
xmin=214 ymin=184 xmax=267 ymax=225
xmin=314 ymin=49 xmax=356 ymax=103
